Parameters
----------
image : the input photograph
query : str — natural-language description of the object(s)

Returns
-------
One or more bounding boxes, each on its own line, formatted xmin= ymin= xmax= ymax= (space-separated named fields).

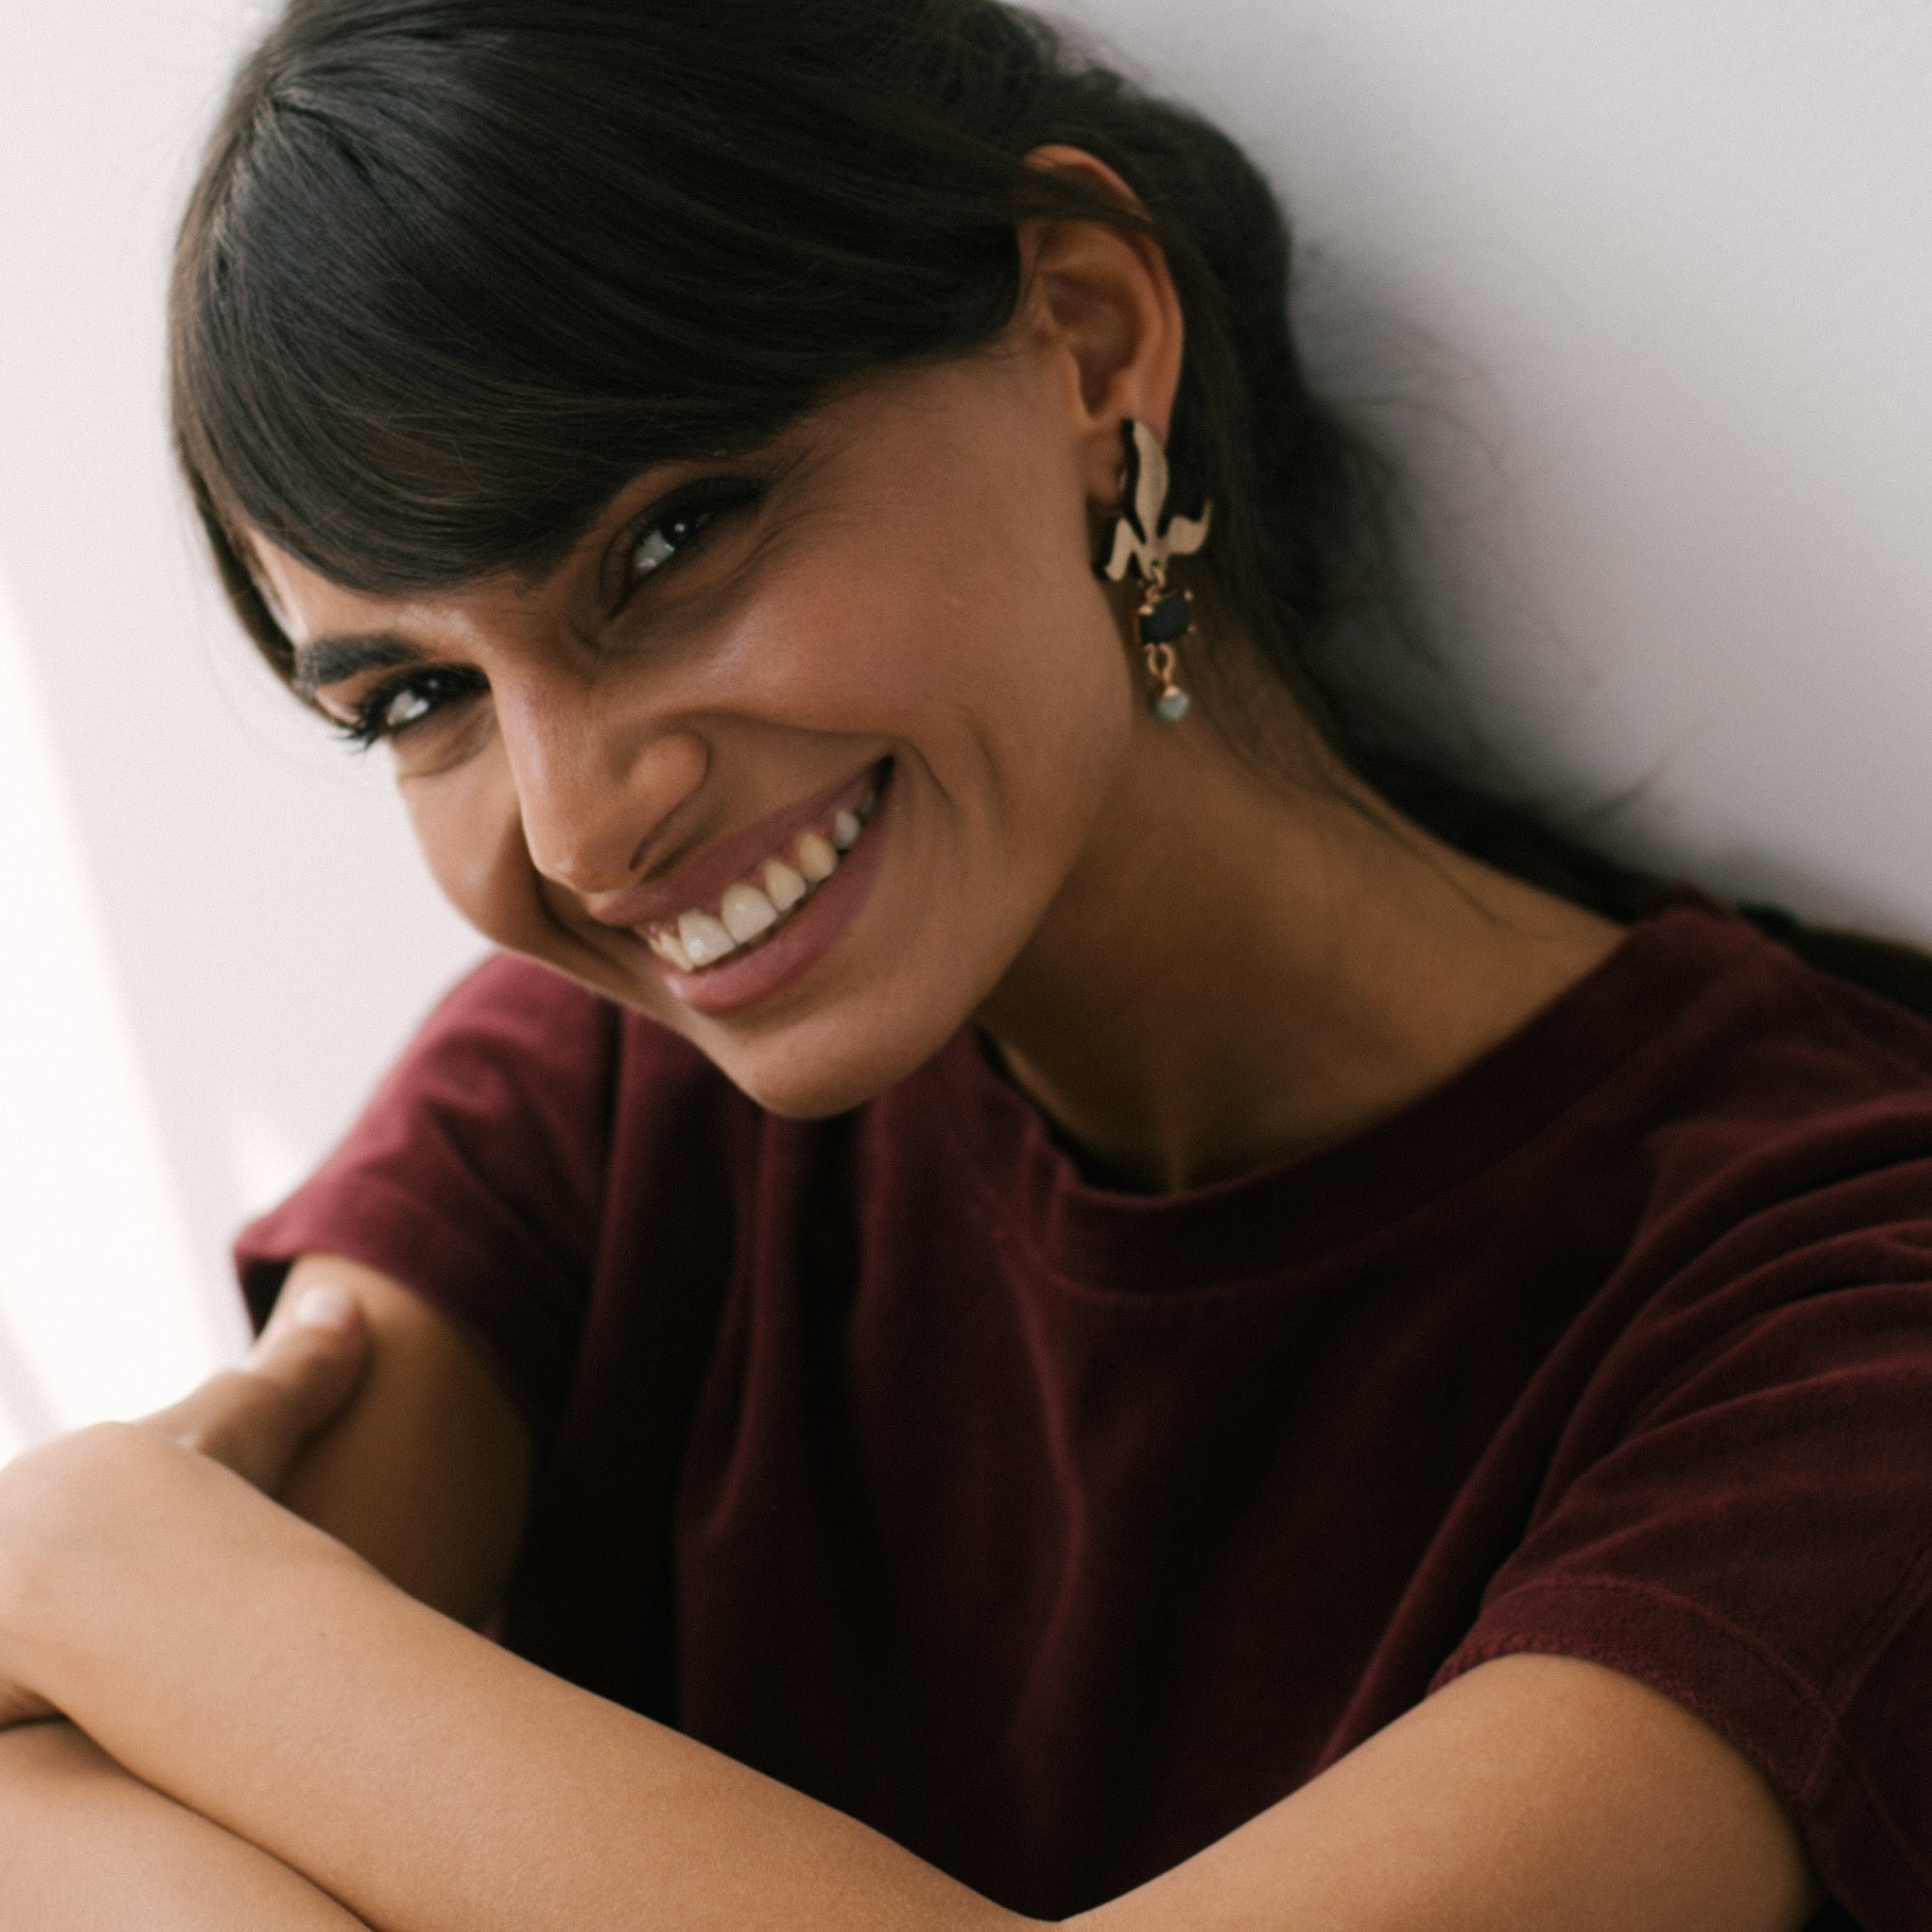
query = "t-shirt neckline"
xmin=930 ymin=894 xmax=1765 ymax=1294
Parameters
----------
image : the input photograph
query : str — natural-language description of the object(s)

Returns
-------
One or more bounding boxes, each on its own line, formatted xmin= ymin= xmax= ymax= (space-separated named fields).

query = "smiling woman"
xmin=2 ymin=2 xmax=1929 ymax=1929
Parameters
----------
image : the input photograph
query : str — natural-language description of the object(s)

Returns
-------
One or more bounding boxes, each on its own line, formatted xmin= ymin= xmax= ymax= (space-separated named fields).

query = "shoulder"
xmin=236 ymin=957 xmax=747 ymax=1426
xmin=242 ymin=952 xmax=744 ymax=1289
xmin=1434 ymin=894 xmax=1932 ymax=1410
xmin=1435 ymin=913 xmax=1932 ymax=1924
xmin=1595 ymin=895 xmax=1932 ymax=1185
xmin=1547 ymin=900 xmax=1932 ymax=1354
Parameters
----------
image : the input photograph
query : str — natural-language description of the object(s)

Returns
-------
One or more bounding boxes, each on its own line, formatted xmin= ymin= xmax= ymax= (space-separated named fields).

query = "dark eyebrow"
xmin=292 ymin=634 xmax=423 ymax=700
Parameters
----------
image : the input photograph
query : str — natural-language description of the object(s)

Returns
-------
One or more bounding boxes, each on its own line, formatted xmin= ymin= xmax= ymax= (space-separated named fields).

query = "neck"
xmin=977 ymin=705 xmax=1622 ymax=1194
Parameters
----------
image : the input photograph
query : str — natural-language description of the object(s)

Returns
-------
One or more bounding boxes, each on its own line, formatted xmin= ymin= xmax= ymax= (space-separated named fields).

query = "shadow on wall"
xmin=1286 ymin=238 xmax=1932 ymax=946
xmin=1069 ymin=0 xmax=1932 ymax=944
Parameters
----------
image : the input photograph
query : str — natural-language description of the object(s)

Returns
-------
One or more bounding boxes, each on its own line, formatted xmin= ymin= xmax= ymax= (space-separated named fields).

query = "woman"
xmin=0 ymin=1 xmax=1924 ymax=1925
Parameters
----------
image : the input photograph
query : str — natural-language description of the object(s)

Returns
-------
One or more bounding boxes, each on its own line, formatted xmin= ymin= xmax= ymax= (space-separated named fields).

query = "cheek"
xmin=846 ymin=505 xmax=1133 ymax=874
xmin=706 ymin=499 xmax=1134 ymax=1101
xmin=402 ymin=747 xmax=549 ymax=953
xmin=891 ymin=393 xmax=1136 ymax=819
xmin=726 ymin=459 xmax=1131 ymax=812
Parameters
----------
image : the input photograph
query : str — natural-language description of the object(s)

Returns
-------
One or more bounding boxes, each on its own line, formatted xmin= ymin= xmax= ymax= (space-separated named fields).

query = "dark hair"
xmin=171 ymin=0 xmax=1369 ymax=709
xmin=170 ymin=0 xmax=1932 ymax=1014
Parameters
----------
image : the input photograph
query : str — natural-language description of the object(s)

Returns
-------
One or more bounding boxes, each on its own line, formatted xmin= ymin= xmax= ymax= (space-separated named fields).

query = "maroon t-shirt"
xmin=238 ymin=896 xmax=1932 ymax=1928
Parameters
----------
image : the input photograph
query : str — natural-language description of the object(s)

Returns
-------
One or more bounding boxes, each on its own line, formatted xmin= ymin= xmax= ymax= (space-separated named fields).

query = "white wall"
xmin=0 ymin=573 xmax=212 ymax=1458
xmin=1061 ymin=0 xmax=1932 ymax=929
xmin=0 ymin=1 xmax=1927 ymax=1434
xmin=0 ymin=0 xmax=485 ymax=1435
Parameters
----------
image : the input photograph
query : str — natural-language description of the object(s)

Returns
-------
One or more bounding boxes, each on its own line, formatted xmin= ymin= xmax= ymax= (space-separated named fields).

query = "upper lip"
xmin=581 ymin=761 xmax=884 ymax=933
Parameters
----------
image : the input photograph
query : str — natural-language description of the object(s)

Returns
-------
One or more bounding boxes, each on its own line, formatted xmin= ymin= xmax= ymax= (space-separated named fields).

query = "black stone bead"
xmin=1138 ymin=591 xmax=1194 ymax=644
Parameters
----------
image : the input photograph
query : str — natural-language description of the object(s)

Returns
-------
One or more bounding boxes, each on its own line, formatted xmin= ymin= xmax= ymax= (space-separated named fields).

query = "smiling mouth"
xmin=641 ymin=767 xmax=885 ymax=973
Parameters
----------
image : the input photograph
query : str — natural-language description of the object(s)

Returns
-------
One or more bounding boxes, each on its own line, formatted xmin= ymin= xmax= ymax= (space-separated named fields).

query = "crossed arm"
xmin=0 ymin=1259 xmax=1822 ymax=1932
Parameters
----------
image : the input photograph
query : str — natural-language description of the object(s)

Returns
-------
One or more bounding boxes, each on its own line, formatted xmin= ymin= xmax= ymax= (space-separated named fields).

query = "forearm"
xmin=3 ymin=1429 xmax=1032 ymax=1932
xmin=0 ymin=1721 xmax=373 ymax=1930
xmin=0 ymin=1430 xmax=1818 ymax=1932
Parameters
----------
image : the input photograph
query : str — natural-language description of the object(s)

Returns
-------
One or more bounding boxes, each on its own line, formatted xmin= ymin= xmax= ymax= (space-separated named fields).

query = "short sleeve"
xmin=1435 ymin=1253 xmax=1932 ymax=1931
xmin=234 ymin=953 xmax=622 ymax=1437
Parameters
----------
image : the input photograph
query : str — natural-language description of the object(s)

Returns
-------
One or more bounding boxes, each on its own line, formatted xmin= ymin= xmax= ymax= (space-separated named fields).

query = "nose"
xmin=494 ymin=671 xmax=707 ymax=897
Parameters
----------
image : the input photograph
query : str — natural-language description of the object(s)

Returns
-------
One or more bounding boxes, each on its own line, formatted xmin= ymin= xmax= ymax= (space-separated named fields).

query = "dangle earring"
xmin=1100 ymin=419 xmax=1213 ymax=722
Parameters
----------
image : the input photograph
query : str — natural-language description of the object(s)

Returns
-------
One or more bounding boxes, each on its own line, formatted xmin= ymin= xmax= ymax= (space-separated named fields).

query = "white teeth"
xmin=654 ymin=782 xmax=882 ymax=973
xmin=720 ymin=882 xmax=780 ymax=944
xmin=678 ymin=909 xmax=738 ymax=968
xmin=649 ymin=929 xmax=696 ymax=972
xmin=796 ymin=830 xmax=838 ymax=883
xmin=763 ymin=858 xmax=808 ymax=911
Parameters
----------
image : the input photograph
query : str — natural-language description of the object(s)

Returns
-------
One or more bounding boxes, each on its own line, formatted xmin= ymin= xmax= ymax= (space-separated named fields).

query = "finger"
xmin=248 ymin=1282 xmax=370 ymax=1432
xmin=150 ymin=1286 xmax=370 ymax=1493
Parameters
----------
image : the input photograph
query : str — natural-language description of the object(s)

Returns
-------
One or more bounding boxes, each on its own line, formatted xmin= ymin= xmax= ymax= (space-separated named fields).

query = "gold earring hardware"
xmin=1134 ymin=559 xmax=1196 ymax=723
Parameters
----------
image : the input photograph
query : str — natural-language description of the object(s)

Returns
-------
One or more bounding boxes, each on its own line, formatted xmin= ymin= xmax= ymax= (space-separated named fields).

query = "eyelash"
xmin=336 ymin=665 xmax=488 ymax=751
xmin=333 ymin=479 xmax=764 ymax=750
xmin=620 ymin=477 xmax=764 ymax=596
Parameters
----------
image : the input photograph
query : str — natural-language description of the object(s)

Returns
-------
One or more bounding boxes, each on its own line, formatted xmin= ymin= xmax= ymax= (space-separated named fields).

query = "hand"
xmin=0 ymin=1284 xmax=370 ymax=1729
xmin=144 ymin=1282 xmax=371 ymax=1497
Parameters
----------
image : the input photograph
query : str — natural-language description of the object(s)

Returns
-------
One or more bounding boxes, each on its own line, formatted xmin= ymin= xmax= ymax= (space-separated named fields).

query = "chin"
xmin=693 ymin=982 xmax=974 ymax=1121
xmin=705 ymin=1033 xmax=944 ymax=1122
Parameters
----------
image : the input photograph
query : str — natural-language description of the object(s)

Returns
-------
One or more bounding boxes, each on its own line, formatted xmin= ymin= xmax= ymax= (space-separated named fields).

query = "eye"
xmin=337 ymin=666 xmax=485 ymax=750
xmin=629 ymin=504 xmax=718 ymax=583
xmin=620 ymin=479 xmax=766 ymax=596
xmin=632 ymin=520 xmax=690 ymax=578
xmin=383 ymin=687 xmax=435 ymax=731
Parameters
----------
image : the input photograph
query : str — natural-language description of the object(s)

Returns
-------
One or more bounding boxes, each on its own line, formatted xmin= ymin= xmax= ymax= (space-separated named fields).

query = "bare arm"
xmin=0 ymin=1721 xmax=372 ymax=1930
xmin=1072 ymin=1652 xmax=1821 ymax=1932
xmin=0 ymin=1255 xmax=527 ymax=1928
xmin=260 ymin=1253 xmax=534 ymax=1625
xmin=0 ymin=1422 xmax=1821 ymax=1932
xmin=1 ymin=1431 xmax=1015 ymax=1932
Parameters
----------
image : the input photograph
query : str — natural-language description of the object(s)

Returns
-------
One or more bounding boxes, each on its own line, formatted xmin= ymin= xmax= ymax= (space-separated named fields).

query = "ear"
xmin=1017 ymin=145 xmax=1186 ymax=517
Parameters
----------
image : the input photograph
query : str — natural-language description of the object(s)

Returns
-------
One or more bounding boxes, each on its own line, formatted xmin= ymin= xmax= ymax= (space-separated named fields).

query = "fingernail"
xmin=293 ymin=1284 xmax=358 ymax=1334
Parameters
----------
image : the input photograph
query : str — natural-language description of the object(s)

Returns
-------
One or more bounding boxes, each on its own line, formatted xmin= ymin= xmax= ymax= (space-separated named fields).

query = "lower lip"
xmin=648 ymin=762 xmax=895 ymax=1020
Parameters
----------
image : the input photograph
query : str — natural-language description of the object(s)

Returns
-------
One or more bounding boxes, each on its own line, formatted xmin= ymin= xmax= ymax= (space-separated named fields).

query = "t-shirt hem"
xmin=1432 ymin=1575 xmax=1932 ymax=1932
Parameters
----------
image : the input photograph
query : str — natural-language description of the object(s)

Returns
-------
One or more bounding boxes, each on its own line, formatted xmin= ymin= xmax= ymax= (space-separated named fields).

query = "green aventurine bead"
xmin=1152 ymin=689 xmax=1192 ymax=723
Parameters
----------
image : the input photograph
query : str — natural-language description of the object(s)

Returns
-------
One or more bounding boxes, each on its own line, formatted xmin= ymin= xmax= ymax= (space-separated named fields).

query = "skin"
xmin=0 ymin=154 xmax=1823 ymax=1925
xmin=255 ymin=155 xmax=1618 ymax=1187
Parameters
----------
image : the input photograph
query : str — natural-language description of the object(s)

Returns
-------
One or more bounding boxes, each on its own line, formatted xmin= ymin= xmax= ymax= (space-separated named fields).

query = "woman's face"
xmin=251 ymin=345 xmax=1151 ymax=1117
